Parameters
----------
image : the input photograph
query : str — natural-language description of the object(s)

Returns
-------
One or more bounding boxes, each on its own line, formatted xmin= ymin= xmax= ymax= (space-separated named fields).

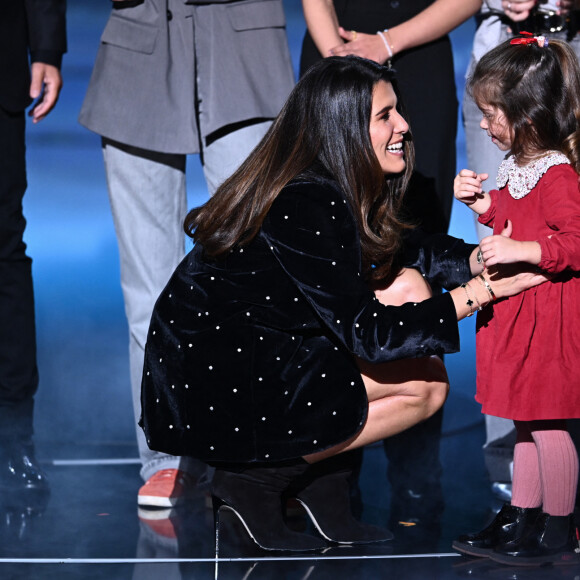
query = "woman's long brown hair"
xmin=185 ymin=56 xmax=414 ymax=283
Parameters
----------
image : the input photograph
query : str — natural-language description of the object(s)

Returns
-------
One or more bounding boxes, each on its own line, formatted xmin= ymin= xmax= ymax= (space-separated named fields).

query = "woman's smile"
xmin=369 ymin=81 xmax=409 ymax=174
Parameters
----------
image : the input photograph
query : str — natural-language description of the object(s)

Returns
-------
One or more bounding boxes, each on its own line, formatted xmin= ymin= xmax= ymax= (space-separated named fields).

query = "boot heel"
xmin=291 ymin=454 xmax=393 ymax=544
xmin=212 ymin=495 xmax=225 ymax=558
xmin=211 ymin=466 xmax=326 ymax=552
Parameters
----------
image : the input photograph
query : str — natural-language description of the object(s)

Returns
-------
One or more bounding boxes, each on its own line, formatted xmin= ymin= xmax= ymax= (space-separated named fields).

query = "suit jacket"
xmin=0 ymin=0 xmax=67 ymax=112
xmin=140 ymin=173 xmax=474 ymax=462
xmin=79 ymin=0 xmax=295 ymax=154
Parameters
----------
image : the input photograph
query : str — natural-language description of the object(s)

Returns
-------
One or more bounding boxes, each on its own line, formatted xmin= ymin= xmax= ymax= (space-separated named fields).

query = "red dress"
xmin=476 ymin=154 xmax=580 ymax=420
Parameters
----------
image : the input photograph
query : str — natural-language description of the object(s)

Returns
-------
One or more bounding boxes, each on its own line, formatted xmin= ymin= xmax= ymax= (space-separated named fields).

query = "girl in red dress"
xmin=452 ymin=35 xmax=580 ymax=566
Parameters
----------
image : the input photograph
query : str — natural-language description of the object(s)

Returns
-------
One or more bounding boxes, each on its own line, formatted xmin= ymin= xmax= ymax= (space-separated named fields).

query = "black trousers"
xmin=0 ymin=105 xmax=37 ymax=439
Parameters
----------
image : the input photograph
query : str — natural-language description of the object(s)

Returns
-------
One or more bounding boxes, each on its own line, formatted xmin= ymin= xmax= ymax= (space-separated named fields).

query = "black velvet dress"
xmin=300 ymin=0 xmax=458 ymax=234
xmin=140 ymin=174 xmax=473 ymax=463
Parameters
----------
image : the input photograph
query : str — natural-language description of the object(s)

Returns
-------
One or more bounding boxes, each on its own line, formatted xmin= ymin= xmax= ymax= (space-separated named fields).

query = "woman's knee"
xmin=361 ymin=355 xmax=449 ymax=419
xmin=372 ymin=268 xmax=432 ymax=306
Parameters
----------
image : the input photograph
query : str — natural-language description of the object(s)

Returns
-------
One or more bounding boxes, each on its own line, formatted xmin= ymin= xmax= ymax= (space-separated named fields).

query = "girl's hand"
xmin=480 ymin=220 xmax=542 ymax=267
xmin=480 ymin=220 xmax=520 ymax=266
xmin=329 ymin=28 xmax=391 ymax=64
xmin=454 ymin=169 xmax=488 ymax=205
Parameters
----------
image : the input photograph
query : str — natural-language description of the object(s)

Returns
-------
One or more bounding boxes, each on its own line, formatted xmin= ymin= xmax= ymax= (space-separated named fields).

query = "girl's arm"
xmin=302 ymin=0 xmax=482 ymax=64
xmin=479 ymin=167 xmax=580 ymax=270
xmin=454 ymin=169 xmax=492 ymax=215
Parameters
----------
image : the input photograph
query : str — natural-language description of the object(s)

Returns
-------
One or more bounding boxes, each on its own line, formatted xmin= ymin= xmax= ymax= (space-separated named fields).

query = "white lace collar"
xmin=496 ymin=152 xmax=571 ymax=199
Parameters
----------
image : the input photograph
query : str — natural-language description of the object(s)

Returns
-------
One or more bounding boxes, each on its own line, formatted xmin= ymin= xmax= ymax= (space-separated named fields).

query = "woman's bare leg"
xmin=305 ymin=268 xmax=449 ymax=463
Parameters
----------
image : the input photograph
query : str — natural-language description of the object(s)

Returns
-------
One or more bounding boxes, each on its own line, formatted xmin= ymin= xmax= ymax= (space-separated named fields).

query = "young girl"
xmin=453 ymin=35 xmax=580 ymax=566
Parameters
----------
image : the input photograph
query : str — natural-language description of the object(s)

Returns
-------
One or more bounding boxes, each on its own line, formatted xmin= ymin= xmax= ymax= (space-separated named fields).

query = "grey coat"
xmin=79 ymin=0 xmax=295 ymax=154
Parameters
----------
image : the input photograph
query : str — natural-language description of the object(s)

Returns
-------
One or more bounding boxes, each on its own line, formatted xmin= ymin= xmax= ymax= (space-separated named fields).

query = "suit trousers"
xmin=102 ymin=121 xmax=271 ymax=481
xmin=0 ymin=106 xmax=37 ymax=440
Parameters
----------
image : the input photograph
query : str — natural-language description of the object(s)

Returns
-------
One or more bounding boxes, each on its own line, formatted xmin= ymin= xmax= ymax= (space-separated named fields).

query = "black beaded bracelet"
xmin=460 ymin=283 xmax=475 ymax=317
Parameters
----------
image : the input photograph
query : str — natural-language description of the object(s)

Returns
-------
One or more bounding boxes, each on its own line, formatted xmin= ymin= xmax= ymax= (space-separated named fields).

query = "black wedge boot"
xmin=452 ymin=503 xmax=541 ymax=557
xmin=211 ymin=460 xmax=327 ymax=554
xmin=290 ymin=452 xmax=393 ymax=544
xmin=490 ymin=512 xmax=580 ymax=566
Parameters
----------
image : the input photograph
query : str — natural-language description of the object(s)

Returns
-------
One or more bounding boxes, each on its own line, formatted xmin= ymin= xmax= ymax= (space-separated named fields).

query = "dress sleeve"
xmin=478 ymin=189 xmax=498 ymax=229
xmin=261 ymin=182 xmax=461 ymax=363
xmin=537 ymin=166 xmax=580 ymax=273
xmin=402 ymin=228 xmax=476 ymax=290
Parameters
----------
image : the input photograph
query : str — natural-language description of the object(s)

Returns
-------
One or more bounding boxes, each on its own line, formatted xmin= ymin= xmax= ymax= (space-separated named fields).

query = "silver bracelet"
xmin=376 ymin=30 xmax=393 ymax=59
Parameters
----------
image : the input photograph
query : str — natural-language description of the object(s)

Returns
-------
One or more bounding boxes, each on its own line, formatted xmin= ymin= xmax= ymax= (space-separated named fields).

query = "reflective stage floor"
xmin=4 ymin=2 xmax=579 ymax=578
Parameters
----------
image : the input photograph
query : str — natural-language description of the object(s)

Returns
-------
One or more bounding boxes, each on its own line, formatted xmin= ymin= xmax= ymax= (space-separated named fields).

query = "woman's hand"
xmin=329 ymin=28 xmax=391 ymax=63
xmin=485 ymin=263 xmax=549 ymax=299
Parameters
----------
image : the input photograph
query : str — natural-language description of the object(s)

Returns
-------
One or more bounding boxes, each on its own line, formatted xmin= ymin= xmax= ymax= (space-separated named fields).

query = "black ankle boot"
xmin=211 ymin=460 xmax=327 ymax=553
xmin=452 ymin=504 xmax=541 ymax=557
xmin=290 ymin=453 xmax=393 ymax=544
xmin=491 ymin=512 xmax=580 ymax=566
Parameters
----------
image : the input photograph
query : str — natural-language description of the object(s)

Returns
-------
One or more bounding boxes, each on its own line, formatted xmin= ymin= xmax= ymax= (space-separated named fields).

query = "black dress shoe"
xmin=0 ymin=439 xmax=49 ymax=493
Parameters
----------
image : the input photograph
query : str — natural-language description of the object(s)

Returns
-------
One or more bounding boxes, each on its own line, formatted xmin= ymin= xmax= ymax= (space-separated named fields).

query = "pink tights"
xmin=511 ymin=420 xmax=578 ymax=516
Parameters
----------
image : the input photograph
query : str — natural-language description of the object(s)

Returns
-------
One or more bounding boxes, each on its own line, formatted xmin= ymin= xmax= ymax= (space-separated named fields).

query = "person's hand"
xmin=328 ymin=27 xmax=391 ymax=64
xmin=484 ymin=262 xmax=549 ymax=300
xmin=29 ymin=63 xmax=63 ymax=123
xmin=479 ymin=220 xmax=521 ymax=266
xmin=502 ymin=0 xmax=537 ymax=22
xmin=556 ymin=0 xmax=578 ymax=15
xmin=480 ymin=220 xmax=542 ymax=267
xmin=454 ymin=169 xmax=488 ymax=205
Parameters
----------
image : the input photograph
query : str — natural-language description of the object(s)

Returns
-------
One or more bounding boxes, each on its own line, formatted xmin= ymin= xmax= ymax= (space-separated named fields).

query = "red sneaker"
xmin=137 ymin=469 xmax=195 ymax=507
xmin=138 ymin=507 xmax=177 ymax=540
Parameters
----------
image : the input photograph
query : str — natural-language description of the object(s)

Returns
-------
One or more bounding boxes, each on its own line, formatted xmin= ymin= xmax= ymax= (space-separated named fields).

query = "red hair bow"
xmin=510 ymin=32 xmax=548 ymax=47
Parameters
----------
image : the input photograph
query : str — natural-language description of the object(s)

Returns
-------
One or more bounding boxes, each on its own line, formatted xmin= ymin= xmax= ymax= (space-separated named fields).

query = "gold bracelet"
xmin=467 ymin=281 xmax=483 ymax=311
xmin=460 ymin=283 xmax=475 ymax=317
xmin=477 ymin=274 xmax=496 ymax=301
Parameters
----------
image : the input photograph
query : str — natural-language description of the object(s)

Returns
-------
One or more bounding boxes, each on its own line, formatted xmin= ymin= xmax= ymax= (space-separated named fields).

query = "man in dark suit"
xmin=0 ymin=0 xmax=66 ymax=493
